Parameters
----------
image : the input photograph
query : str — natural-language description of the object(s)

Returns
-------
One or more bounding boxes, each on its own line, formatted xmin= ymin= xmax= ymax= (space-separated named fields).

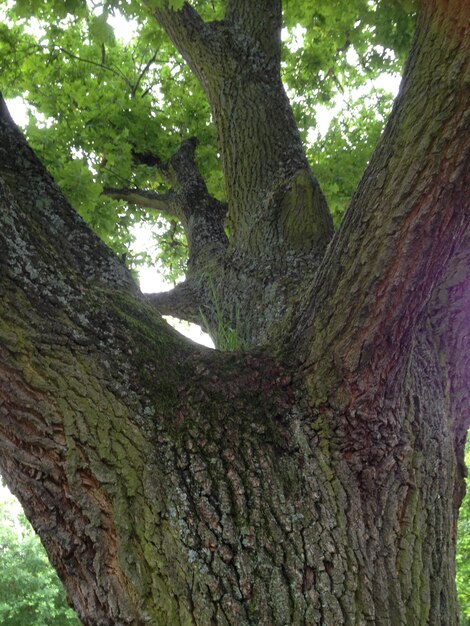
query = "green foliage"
xmin=309 ymin=88 xmax=395 ymax=223
xmin=281 ymin=0 xmax=415 ymax=221
xmin=0 ymin=488 xmax=80 ymax=626
xmin=0 ymin=0 xmax=416 ymax=280
xmin=0 ymin=0 xmax=218 ymax=278
xmin=457 ymin=440 xmax=470 ymax=624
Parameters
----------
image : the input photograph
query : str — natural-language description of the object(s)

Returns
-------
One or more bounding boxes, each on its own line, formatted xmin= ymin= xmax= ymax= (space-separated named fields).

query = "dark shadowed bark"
xmin=0 ymin=0 xmax=470 ymax=624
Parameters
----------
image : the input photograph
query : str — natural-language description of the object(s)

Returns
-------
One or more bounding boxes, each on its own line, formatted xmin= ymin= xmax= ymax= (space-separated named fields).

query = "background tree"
xmin=0 ymin=486 xmax=80 ymax=626
xmin=457 ymin=443 xmax=470 ymax=625
xmin=0 ymin=0 xmax=469 ymax=625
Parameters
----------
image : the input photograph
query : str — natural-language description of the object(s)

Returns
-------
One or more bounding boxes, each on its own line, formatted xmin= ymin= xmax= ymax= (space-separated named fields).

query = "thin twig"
xmin=132 ymin=50 xmax=159 ymax=97
xmin=56 ymin=46 xmax=133 ymax=90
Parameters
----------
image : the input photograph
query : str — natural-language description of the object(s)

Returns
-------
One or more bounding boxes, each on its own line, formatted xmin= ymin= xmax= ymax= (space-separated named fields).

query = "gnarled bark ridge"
xmin=0 ymin=0 xmax=469 ymax=624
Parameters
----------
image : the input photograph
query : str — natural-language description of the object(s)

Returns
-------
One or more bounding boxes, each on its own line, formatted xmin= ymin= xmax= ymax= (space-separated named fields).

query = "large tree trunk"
xmin=0 ymin=0 xmax=469 ymax=625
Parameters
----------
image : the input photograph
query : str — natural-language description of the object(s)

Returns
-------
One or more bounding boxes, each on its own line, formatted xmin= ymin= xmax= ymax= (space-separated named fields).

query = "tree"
xmin=457 ymin=442 xmax=470 ymax=625
xmin=0 ymin=0 xmax=469 ymax=623
xmin=0 ymin=487 xmax=80 ymax=626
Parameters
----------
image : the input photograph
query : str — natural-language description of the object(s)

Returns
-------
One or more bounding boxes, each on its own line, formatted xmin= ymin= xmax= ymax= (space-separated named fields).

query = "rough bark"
xmin=0 ymin=0 xmax=469 ymax=625
xmin=152 ymin=0 xmax=333 ymax=248
xmin=140 ymin=0 xmax=335 ymax=348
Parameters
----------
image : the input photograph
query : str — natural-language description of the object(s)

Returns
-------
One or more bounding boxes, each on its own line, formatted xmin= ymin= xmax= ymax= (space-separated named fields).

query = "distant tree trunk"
xmin=0 ymin=0 xmax=469 ymax=625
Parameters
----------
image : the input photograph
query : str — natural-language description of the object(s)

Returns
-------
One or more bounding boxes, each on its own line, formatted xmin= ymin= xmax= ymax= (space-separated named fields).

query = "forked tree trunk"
xmin=0 ymin=0 xmax=469 ymax=624
xmin=150 ymin=0 xmax=335 ymax=348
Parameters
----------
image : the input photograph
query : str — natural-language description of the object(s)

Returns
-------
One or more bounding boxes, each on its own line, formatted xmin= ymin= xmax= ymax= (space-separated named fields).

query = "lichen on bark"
xmin=1 ymin=0 xmax=470 ymax=624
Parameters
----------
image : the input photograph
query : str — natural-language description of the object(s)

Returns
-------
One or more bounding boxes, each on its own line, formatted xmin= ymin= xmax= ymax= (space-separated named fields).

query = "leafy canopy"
xmin=0 ymin=0 xmax=415 ymax=280
xmin=457 ymin=443 xmax=470 ymax=625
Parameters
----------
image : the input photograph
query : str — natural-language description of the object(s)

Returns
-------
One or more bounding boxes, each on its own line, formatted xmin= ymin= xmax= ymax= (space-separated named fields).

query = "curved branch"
xmin=102 ymin=187 xmax=179 ymax=218
xmin=131 ymin=50 xmax=159 ymax=97
xmin=147 ymin=2 xmax=215 ymax=84
xmin=131 ymin=149 xmax=166 ymax=170
xmin=55 ymin=46 xmax=133 ymax=91
xmin=0 ymin=95 xmax=135 ymax=291
xmin=295 ymin=0 xmax=470 ymax=406
xmin=164 ymin=138 xmax=228 ymax=272
xmin=145 ymin=280 xmax=204 ymax=326
xmin=104 ymin=138 xmax=228 ymax=274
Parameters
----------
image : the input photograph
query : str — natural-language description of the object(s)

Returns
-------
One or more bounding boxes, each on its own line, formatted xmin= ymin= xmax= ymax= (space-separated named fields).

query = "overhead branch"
xmin=149 ymin=2 xmax=334 ymax=264
xmin=147 ymin=2 xmax=216 ymax=85
xmin=0 ymin=95 xmax=135 ymax=291
xmin=131 ymin=50 xmax=159 ymax=97
xmin=103 ymin=137 xmax=228 ymax=274
xmin=295 ymin=0 xmax=470 ymax=406
xmin=165 ymin=138 xmax=228 ymax=272
xmin=131 ymin=149 xmax=166 ymax=170
xmin=102 ymin=187 xmax=179 ymax=218
xmin=55 ymin=46 xmax=133 ymax=91
xmin=145 ymin=280 xmax=205 ymax=326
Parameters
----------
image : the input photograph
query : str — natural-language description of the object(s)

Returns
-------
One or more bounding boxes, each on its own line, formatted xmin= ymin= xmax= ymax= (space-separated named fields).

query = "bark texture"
xmin=0 ymin=0 xmax=470 ymax=625
xmin=139 ymin=0 xmax=335 ymax=348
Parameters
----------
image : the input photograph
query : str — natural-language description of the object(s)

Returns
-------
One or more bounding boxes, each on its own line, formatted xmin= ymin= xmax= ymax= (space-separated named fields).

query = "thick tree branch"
xmin=0 ymin=96 xmax=135 ymax=291
xmin=165 ymin=138 xmax=229 ymax=272
xmin=145 ymin=280 xmax=204 ymax=326
xmin=150 ymin=2 xmax=333 ymax=268
xmin=103 ymin=138 xmax=228 ymax=275
xmin=426 ymin=227 xmax=470 ymax=437
xmin=0 ymin=96 xmax=213 ymax=622
xmin=295 ymin=0 xmax=470 ymax=407
xmin=131 ymin=148 xmax=166 ymax=170
xmin=148 ymin=2 xmax=217 ymax=86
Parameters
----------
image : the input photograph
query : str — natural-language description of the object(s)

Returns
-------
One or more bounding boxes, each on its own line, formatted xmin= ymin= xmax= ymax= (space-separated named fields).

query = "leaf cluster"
xmin=0 ymin=490 xmax=80 ymax=626
xmin=0 ymin=0 xmax=219 ymax=278
xmin=457 ymin=441 xmax=470 ymax=623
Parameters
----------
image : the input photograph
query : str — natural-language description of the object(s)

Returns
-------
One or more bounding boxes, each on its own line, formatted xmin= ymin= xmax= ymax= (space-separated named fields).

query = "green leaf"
xmin=0 ymin=489 xmax=81 ymax=626
xmin=89 ymin=13 xmax=116 ymax=46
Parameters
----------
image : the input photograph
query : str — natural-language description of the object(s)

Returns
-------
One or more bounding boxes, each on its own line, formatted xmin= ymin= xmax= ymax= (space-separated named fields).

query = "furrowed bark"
xmin=425 ymin=228 xmax=470 ymax=511
xmin=145 ymin=280 xmax=205 ymax=326
xmin=148 ymin=1 xmax=334 ymax=347
xmin=0 ymin=107 xmax=366 ymax=624
xmin=0 ymin=99 xmax=195 ymax=622
xmin=104 ymin=137 xmax=229 ymax=333
xmin=225 ymin=0 xmax=282 ymax=64
xmin=0 ymin=0 xmax=469 ymax=624
xmin=294 ymin=0 xmax=470 ymax=404
xmin=104 ymin=137 xmax=228 ymax=274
